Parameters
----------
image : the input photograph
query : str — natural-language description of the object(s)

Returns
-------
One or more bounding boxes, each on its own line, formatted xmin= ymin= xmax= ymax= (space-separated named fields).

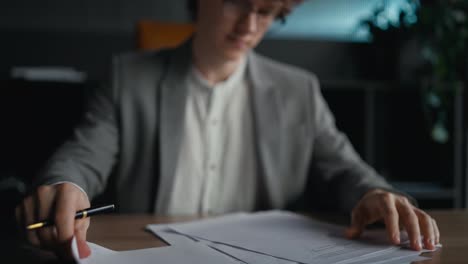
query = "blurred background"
xmin=0 ymin=0 xmax=467 ymax=227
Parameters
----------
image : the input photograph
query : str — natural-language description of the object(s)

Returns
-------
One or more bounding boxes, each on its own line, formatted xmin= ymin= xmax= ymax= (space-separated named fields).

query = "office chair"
xmin=136 ymin=20 xmax=195 ymax=51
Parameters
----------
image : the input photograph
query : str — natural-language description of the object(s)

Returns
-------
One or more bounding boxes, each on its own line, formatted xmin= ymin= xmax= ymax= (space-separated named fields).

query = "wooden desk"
xmin=87 ymin=215 xmax=198 ymax=250
xmin=3 ymin=210 xmax=467 ymax=263
xmin=84 ymin=210 xmax=468 ymax=264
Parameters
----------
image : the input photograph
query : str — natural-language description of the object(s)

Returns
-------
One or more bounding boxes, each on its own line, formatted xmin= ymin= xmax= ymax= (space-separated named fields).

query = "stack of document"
xmin=72 ymin=211 xmax=440 ymax=263
xmin=146 ymin=211 xmax=440 ymax=264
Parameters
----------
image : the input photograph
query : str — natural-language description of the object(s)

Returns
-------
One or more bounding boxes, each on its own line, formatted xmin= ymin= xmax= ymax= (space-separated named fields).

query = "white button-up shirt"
xmin=164 ymin=57 xmax=257 ymax=215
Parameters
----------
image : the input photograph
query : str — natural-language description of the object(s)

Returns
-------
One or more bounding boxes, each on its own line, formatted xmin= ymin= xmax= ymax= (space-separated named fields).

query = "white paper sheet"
xmin=71 ymin=236 xmax=241 ymax=264
xmin=146 ymin=227 xmax=436 ymax=264
xmin=150 ymin=211 xmax=439 ymax=264
xmin=147 ymin=226 xmax=433 ymax=264
xmin=167 ymin=211 xmax=388 ymax=263
xmin=147 ymin=224 xmax=297 ymax=264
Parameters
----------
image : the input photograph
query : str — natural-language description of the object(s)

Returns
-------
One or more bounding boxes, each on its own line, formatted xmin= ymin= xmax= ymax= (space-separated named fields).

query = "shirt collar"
xmin=190 ymin=56 xmax=247 ymax=91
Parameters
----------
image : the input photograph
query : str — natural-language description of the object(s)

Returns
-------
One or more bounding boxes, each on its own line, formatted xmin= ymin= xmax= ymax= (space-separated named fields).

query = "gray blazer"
xmin=36 ymin=41 xmax=394 ymax=214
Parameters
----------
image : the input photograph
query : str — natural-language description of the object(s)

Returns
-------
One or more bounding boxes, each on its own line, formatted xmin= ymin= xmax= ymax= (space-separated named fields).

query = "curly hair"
xmin=187 ymin=0 xmax=302 ymax=23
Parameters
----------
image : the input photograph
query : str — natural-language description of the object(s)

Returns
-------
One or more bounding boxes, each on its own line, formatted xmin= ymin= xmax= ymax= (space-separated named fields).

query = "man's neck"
xmin=192 ymin=36 xmax=244 ymax=86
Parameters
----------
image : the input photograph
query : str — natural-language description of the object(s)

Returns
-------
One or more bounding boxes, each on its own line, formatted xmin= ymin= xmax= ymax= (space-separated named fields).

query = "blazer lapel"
xmin=156 ymin=42 xmax=192 ymax=212
xmin=248 ymin=52 xmax=285 ymax=208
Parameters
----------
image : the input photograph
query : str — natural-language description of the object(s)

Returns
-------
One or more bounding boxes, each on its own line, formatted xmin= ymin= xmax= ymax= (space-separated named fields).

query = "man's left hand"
xmin=345 ymin=189 xmax=440 ymax=251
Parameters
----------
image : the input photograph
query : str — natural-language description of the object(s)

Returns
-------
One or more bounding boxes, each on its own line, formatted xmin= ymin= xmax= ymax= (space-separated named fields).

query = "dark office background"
xmin=0 ymin=0 xmax=466 ymax=228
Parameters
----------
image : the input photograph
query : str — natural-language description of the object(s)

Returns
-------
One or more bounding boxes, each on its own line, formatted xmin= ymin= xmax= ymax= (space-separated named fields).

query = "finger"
xmin=54 ymin=185 xmax=78 ymax=245
xmin=432 ymin=218 xmax=440 ymax=245
xmin=75 ymin=215 xmax=90 ymax=234
xmin=22 ymin=196 xmax=41 ymax=246
xmin=36 ymin=186 xmax=57 ymax=250
xmin=54 ymin=219 xmax=91 ymax=260
xmin=398 ymin=201 xmax=421 ymax=251
xmin=380 ymin=197 xmax=400 ymax=245
xmin=346 ymin=207 xmax=368 ymax=239
xmin=415 ymin=210 xmax=435 ymax=250
xmin=75 ymin=218 xmax=91 ymax=259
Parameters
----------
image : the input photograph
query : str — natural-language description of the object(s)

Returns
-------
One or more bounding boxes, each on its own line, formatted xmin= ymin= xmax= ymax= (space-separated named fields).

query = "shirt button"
xmin=209 ymin=164 xmax=217 ymax=171
xmin=211 ymin=119 xmax=218 ymax=126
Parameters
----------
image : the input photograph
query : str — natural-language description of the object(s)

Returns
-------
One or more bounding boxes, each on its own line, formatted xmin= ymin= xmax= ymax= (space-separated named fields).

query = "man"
xmin=16 ymin=0 xmax=439 ymax=259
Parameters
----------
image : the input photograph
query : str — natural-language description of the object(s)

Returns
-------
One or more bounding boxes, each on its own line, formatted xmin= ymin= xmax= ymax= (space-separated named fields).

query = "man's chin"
xmin=222 ymin=49 xmax=248 ymax=62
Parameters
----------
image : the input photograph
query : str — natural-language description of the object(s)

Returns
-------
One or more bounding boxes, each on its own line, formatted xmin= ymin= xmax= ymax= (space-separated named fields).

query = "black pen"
xmin=26 ymin=204 xmax=115 ymax=230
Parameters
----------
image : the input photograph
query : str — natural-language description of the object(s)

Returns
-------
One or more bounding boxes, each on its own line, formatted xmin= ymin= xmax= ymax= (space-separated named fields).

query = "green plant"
xmin=360 ymin=0 xmax=418 ymax=42
xmin=360 ymin=0 xmax=468 ymax=143
xmin=417 ymin=1 xmax=468 ymax=143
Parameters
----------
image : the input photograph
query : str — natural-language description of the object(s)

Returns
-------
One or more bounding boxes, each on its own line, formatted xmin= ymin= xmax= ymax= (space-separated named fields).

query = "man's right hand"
xmin=15 ymin=183 xmax=91 ymax=259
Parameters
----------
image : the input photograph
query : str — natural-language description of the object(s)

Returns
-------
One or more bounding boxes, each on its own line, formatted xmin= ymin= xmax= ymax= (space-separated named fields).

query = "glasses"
xmin=223 ymin=0 xmax=283 ymax=23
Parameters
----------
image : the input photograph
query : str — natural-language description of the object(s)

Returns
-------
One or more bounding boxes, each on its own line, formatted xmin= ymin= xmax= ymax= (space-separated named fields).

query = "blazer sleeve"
xmin=307 ymin=75 xmax=412 ymax=212
xmin=33 ymin=59 xmax=120 ymax=199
